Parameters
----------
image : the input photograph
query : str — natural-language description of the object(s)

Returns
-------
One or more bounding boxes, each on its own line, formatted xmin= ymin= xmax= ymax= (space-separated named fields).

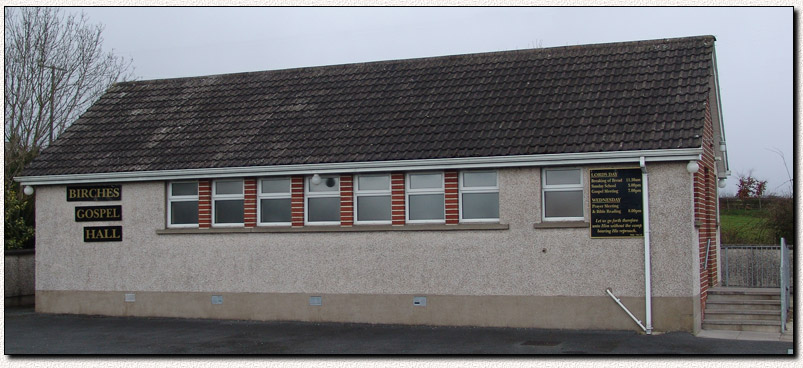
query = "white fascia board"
xmin=711 ymin=49 xmax=730 ymax=175
xmin=15 ymin=148 xmax=702 ymax=186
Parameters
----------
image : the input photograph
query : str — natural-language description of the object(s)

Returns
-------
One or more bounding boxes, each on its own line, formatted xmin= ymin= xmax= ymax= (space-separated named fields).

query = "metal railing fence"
xmin=720 ymin=239 xmax=793 ymax=332
xmin=721 ymin=243 xmax=794 ymax=288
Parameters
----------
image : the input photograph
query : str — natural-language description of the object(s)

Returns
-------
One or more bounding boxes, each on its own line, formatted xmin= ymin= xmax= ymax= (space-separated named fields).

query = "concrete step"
xmin=781 ymin=321 xmax=794 ymax=342
xmin=707 ymin=288 xmax=781 ymax=301
xmin=707 ymin=293 xmax=780 ymax=302
xmin=705 ymin=299 xmax=781 ymax=310
xmin=702 ymin=319 xmax=782 ymax=333
xmin=704 ymin=309 xmax=780 ymax=321
xmin=709 ymin=287 xmax=780 ymax=294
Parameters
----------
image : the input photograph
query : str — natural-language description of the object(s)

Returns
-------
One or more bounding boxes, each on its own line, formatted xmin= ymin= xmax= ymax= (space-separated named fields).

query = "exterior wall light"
xmin=311 ymin=174 xmax=322 ymax=185
xmin=686 ymin=161 xmax=700 ymax=174
xmin=718 ymin=178 xmax=727 ymax=188
xmin=23 ymin=186 xmax=34 ymax=195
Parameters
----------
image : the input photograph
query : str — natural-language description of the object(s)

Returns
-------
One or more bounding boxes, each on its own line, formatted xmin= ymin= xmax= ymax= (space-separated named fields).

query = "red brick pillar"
xmin=291 ymin=176 xmax=305 ymax=227
xmin=244 ymin=178 xmax=257 ymax=227
xmin=445 ymin=170 xmax=459 ymax=224
xmin=340 ymin=174 xmax=354 ymax=226
xmin=198 ymin=180 xmax=211 ymax=229
xmin=697 ymin=96 xmax=720 ymax=317
xmin=391 ymin=173 xmax=406 ymax=226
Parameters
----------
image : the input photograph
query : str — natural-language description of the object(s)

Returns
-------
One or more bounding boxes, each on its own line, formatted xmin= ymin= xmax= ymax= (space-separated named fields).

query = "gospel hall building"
xmin=16 ymin=36 xmax=730 ymax=333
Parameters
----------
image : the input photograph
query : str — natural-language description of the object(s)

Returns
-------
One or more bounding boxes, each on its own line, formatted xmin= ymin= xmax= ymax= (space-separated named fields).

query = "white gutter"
xmin=640 ymin=156 xmax=653 ymax=335
xmin=15 ymin=148 xmax=702 ymax=186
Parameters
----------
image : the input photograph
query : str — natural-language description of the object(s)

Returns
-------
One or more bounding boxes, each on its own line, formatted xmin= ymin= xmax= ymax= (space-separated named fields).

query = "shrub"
xmin=764 ymin=197 xmax=794 ymax=245
xmin=4 ymin=185 xmax=35 ymax=250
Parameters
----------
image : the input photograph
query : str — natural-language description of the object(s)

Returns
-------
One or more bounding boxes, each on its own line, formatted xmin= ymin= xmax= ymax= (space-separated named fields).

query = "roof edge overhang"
xmin=710 ymin=47 xmax=731 ymax=178
xmin=15 ymin=148 xmax=702 ymax=186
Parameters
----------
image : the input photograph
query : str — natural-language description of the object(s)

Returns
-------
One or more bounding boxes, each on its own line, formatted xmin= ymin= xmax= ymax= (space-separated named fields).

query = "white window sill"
xmin=533 ymin=221 xmax=590 ymax=229
xmin=156 ymin=223 xmax=509 ymax=234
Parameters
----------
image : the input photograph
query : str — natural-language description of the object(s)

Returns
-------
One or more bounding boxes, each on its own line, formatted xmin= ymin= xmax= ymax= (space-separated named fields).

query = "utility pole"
xmin=39 ymin=63 xmax=67 ymax=146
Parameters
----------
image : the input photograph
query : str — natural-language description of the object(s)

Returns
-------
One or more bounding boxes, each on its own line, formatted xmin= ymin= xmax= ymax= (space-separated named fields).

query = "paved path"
xmin=697 ymin=325 xmax=794 ymax=342
xmin=3 ymin=307 xmax=794 ymax=354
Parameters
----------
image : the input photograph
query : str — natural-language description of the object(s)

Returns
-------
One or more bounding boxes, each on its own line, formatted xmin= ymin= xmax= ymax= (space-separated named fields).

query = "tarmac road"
xmin=3 ymin=307 xmax=794 ymax=355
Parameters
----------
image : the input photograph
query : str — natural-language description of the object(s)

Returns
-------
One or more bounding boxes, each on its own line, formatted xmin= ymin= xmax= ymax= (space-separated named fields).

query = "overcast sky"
xmin=72 ymin=6 xmax=794 ymax=196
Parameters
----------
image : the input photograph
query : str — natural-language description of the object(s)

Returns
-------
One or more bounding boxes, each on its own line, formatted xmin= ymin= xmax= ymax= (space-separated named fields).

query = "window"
xmin=259 ymin=177 xmax=292 ymax=226
xmin=354 ymin=174 xmax=392 ymax=224
xmin=407 ymin=172 xmax=444 ymax=223
xmin=542 ymin=168 xmax=584 ymax=221
xmin=306 ymin=175 xmax=340 ymax=225
xmin=168 ymin=181 xmax=198 ymax=228
xmin=460 ymin=171 xmax=499 ymax=222
xmin=213 ymin=179 xmax=244 ymax=226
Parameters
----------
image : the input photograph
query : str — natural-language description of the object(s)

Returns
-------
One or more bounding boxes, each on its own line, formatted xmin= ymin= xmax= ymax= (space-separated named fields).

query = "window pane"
xmin=409 ymin=173 xmax=443 ymax=189
xmin=309 ymin=176 xmax=340 ymax=192
xmin=261 ymin=178 xmax=290 ymax=194
xmin=462 ymin=193 xmax=499 ymax=219
xmin=260 ymin=198 xmax=292 ymax=223
xmin=308 ymin=197 xmax=340 ymax=222
xmin=544 ymin=190 xmax=583 ymax=218
xmin=171 ymin=201 xmax=198 ymax=225
xmin=215 ymin=199 xmax=244 ymax=223
xmin=171 ymin=182 xmax=198 ymax=196
xmin=357 ymin=196 xmax=391 ymax=221
xmin=215 ymin=180 xmax=243 ymax=195
xmin=357 ymin=175 xmax=390 ymax=191
xmin=463 ymin=172 xmax=497 ymax=187
xmin=545 ymin=169 xmax=581 ymax=186
xmin=409 ymin=194 xmax=444 ymax=220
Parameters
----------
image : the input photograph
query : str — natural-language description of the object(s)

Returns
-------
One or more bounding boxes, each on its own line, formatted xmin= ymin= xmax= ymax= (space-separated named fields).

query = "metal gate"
xmin=721 ymin=238 xmax=793 ymax=333
xmin=780 ymin=238 xmax=791 ymax=332
xmin=721 ymin=241 xmax=793 ymax=288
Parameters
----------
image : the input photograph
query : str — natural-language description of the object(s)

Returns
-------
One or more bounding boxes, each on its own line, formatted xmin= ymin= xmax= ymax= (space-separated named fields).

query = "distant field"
xmin=719 ymin=209 xmax=774 ymax=244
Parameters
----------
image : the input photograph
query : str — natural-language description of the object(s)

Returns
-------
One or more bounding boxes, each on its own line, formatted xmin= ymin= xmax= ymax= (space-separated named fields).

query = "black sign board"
xmin=83 ymin=226 xmax=122 ymax=242
xmin=66 ymin=185 xmax=121 ymax=202
xmin=589 ymin=168 xmax=644 ymax=238
xmin=75 ymin=205 xmax=122 ymax=222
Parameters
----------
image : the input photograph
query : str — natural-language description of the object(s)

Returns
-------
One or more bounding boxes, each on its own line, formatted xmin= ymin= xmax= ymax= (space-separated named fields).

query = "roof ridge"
xmin=114 ymin=35 xmax=716 ymax=87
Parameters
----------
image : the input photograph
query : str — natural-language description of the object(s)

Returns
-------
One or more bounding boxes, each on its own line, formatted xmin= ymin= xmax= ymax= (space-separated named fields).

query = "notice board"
xmin=589 ymin=168 xmax=644 ymax=238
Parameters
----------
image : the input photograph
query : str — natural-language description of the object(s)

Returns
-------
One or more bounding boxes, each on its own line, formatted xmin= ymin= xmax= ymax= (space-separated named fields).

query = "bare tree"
xmin=4 ymin=7 xmax=133 ymax=249
xmin=767 ymin=147 xmax=793 ymax=196
xmin=4 ymin=7 xmax=134 ymax=181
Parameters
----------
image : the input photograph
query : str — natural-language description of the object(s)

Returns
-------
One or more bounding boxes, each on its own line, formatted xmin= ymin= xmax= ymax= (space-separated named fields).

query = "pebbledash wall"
xmin=35 ymin=162 xmax=703 ymax=332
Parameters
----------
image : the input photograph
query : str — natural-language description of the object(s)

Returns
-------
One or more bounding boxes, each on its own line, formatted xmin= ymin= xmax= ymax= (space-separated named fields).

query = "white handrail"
xmin=703 ymin=238 xmax=712 ymax=280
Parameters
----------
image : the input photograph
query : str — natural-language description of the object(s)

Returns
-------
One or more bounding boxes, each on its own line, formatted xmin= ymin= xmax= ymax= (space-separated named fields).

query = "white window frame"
xmin=305 ymin=175 xmax=340 ymax=226
xmin=406 ymin=171 xmax=445 ymax=224
xmin=257 ymin=177 xmax=292 ymax=227
xmin=167 ymin=181 xmax=199 ymax=228
xmin=541 ymin=168 xmax=584 ymax=222
xmin=212 ymin=179 xmax=245 ymax=227
xmin=354 ymin=174 xmax=392 ymax=225
xmin=459 ymin=170 xmax=500 ymax=223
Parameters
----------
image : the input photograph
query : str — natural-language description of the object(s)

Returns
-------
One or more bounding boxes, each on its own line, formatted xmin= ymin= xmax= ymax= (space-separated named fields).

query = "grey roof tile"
xmin=22 ymin=36 xmax=716 ymax=177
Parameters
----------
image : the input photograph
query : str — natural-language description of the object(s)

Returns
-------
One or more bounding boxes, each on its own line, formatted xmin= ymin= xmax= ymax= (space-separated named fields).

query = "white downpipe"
xmin=606 ymin=288 xmax=647 ymax=332
xmin=640 ymin=156 xmax=653 ymax=334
